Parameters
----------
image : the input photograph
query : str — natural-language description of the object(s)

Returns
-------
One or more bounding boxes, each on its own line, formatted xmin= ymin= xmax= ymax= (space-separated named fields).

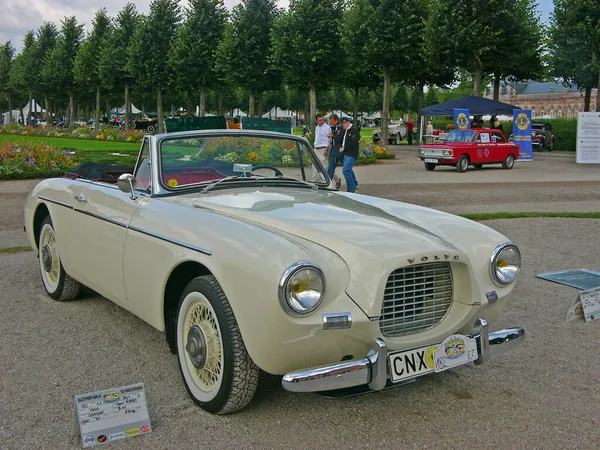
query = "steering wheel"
xmin=250 ymin=165 xmax=284 ymax=177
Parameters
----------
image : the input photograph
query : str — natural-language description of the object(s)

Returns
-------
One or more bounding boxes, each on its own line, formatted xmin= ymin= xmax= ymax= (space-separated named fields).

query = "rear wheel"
xmin=456 ymin=154 xmax=469 ymax=173
xmin=38 ymin=216 xmax=81 ymax=301
xmin=424 ymin=162 xmax=436 ymax=171
xmin=177 ymin=275 xmax=259 ymax=414
xmin=502 ymin=153 xmax=515 ymax=169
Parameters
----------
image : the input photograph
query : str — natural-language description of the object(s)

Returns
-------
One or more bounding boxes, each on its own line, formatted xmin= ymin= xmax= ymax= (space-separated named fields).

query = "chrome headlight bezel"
xmin=278 ymin=262 xmax=326 ymax=316
xmin=490 ymin=242 xmax=522 ymax=286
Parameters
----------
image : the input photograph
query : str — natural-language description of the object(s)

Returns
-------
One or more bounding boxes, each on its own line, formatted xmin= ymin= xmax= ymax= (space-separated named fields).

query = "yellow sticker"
xmin=126 ymin=428 xmax=140 ymax=437
xmin=425 ymin=345 xmax=438 ymax=369
xmin=167 ymin=178 xmax=179 ymax=187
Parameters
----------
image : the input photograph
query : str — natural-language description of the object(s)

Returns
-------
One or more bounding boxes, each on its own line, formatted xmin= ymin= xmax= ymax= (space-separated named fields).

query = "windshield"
xmin=159 ymin=134 xmax=328 ymax=189
xmin=445 ymin=130 xmax=477 ymax=143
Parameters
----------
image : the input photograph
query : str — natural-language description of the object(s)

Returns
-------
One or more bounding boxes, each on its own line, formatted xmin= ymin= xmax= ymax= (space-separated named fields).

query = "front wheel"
xmin=502 ymin=154 xmax=515 ymax=169
xmin=424 ymin=162 xmax=436 ymax=171
xmin=177 ymin=275 xmax=259 ymax=414
xmin=456 ymin=154 xmax=469 ymax=173
xmin=38 ymin=216 xmax=81 ymax=301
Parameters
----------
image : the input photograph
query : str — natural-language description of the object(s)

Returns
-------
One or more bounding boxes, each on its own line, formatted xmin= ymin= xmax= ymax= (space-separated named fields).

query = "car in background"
xmin=372 ymin=120 xmax=408 ymax=145
xmin=532 ymin=122 xmax=554 ymax=151
xmin=419 ymin=128 xmax=520 ymax=172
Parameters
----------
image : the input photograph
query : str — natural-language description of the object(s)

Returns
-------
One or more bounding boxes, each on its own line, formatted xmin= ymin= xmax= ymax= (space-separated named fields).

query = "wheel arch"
xmin=32 ymin=203 xmax=51 ymax=251
xmin=164 ymin=261 xmax=213 ymax=354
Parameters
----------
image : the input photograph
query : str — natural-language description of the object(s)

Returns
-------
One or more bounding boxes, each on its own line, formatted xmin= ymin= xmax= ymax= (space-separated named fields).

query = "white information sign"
xmin=579 ymin=287 xmax=600 ymax=322
xmin=73 ymin=383 xmax=152 ymax=448
xmin=576 ymin=112 xmax=600 ymax=163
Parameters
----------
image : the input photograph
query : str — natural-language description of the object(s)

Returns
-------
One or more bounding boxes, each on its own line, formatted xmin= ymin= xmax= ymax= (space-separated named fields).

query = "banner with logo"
xmin=454 ymin=109 xmax=470 ymax=130
xmin=513 ymin=109 xmax=533 ymax=161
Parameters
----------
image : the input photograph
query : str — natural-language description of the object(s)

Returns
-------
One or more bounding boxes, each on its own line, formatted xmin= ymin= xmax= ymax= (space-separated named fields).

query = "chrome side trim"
xmin=127 ymin=225 xmax=213 ymax=256
xmin=39 ymin=195 xmax=72 ymax=209
xmin=36 ymin=196 xmax=212 ymax=256
xmin=489 ymin=327 xmax=525 ymax=357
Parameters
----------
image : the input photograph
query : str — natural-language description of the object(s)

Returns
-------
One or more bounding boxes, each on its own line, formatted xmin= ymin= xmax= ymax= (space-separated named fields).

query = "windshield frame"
xmin=154 ymin=129 xmax=331 ymax=194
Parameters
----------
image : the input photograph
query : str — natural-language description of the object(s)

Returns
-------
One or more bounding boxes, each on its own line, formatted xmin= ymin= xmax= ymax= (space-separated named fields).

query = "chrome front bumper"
xmin=282 ymin=319 xmax=524 ymax=393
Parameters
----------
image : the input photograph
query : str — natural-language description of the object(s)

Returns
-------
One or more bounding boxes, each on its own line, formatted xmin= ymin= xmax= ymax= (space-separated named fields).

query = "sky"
xmin=2 ymin=0 xmax=553 ymax=52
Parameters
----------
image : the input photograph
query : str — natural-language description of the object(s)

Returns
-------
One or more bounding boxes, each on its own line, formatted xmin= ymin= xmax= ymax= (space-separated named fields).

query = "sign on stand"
xmin=454 ymin=109 xmax=470 ymax=129
xmin=513 ymin=109 xmax=533 ymax=161
xmin=576 ymin=112 xmax=600 ymax=164
xmin=73 ymin=383 xmax=152 ymax=448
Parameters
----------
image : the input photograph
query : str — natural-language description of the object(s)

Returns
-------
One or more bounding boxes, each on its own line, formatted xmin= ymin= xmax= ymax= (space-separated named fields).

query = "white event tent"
xmin=2 ymin=99 xmax=46 ymax=125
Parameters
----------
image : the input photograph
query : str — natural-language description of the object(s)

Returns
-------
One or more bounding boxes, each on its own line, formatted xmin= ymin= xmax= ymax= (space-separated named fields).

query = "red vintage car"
xmin=419 ymin=128 xmax=520 ymax=172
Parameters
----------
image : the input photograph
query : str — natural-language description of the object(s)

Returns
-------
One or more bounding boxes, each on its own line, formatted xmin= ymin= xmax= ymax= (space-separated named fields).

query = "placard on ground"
xmin=73 ymin=382 xmax=151 ymax=448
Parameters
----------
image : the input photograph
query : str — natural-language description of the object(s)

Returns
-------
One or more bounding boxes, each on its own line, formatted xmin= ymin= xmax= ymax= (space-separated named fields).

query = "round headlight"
xmin=279 ymin=262 xmax=325 ymax=316
xmin=490 ymin=242 xmax=521 ymax=286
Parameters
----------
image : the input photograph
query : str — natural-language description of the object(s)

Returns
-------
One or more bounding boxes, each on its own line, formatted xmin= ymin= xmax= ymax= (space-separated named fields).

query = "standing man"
xmin=406 ymin=118 xmax=414 ymax=145
xmin=339 ymin=117 xmax=360 ymax=193
xmin=313 ymin=114 xmax=331 ymax=171
xmin=327 ymin=114 xmax=343 ymax=189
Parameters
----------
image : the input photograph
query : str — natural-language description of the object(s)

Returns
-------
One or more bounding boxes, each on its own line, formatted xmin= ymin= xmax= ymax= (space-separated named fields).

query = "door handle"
xmin=74 ymin=195 xmax=88 ymax=203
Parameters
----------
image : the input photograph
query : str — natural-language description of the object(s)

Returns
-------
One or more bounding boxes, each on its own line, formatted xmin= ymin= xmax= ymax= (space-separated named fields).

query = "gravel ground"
xmin=1 ymin=152 xmax=600 ymax=449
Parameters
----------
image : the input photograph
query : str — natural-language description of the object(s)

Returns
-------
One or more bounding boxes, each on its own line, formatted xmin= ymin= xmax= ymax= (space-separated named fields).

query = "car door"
xmin=475 ymin=131 xmax=492 ymax=163
xmin=71 ymin=182 xmax=144 ymax=302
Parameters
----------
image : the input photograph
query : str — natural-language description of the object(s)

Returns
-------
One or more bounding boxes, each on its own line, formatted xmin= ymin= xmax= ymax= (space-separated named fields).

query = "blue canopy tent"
xmin=420 ymin=95 xmax=520 ymax=142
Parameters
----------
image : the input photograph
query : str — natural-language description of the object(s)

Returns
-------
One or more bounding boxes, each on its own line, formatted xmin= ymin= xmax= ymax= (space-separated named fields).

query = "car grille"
xmin=379 ymin=262 xmax=453 ymax=337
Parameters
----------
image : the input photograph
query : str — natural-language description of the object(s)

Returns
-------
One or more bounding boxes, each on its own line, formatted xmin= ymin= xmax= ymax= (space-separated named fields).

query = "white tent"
xmin=324 ymin=110 xmax=351 ymax=119
xmin=194 ymin=105 xmax=216 ymax=116
xmin=111 ymin=103 xmax=141 ymax=115
xmin=3 ymin=99 xmax=46 ymax=125
xmin=226 ymin=108 xmax=247 ymax=117
xmin=262 ymin=107 xmax=294 ymax=119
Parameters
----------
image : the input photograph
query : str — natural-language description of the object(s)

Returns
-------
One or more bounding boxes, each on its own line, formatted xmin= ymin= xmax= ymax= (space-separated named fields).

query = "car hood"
xmin=173 ymin=187 xmax=489 ymax=315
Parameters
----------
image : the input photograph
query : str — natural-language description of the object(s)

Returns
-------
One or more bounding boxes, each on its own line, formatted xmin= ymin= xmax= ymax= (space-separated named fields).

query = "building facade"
xmin=485 ymin=81 xmax=598 ymax=119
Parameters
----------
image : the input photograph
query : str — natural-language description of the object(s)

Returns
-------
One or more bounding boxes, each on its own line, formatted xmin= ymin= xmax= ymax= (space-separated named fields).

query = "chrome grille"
xmin=379 ymin=262 xmax=453 ymax=337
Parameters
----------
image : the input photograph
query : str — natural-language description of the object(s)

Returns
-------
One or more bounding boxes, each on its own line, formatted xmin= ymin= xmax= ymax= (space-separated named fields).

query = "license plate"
xmin=388 ymin=334 xmax=478 ymax=383
xmin=424 ymin=158 xmax=438 ymax=163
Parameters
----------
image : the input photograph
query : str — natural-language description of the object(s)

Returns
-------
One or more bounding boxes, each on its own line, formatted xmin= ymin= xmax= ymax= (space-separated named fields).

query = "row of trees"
xmin=0 ymin=0 xmax=596 ymax=140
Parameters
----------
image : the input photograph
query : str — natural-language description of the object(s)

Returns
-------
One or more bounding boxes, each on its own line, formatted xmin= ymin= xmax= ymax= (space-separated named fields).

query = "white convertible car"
xmin=24 ymin=130 xmax=524 ymax=414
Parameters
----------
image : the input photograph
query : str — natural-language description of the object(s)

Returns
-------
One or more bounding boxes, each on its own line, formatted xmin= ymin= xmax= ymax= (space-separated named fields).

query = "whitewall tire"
xmin=38 ymin=216 xmax=81 ymax=301
xmin=176 ymin=275 xmax=259 ymax=414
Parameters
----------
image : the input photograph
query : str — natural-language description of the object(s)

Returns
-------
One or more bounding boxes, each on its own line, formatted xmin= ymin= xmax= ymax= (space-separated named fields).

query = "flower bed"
xmin=0 ymin=141 xmax=77 ymax=180
xmin=360 ymin=141 xmax=395 ymax=160
xmin=0 ymin=124 xmax=145 ymax=143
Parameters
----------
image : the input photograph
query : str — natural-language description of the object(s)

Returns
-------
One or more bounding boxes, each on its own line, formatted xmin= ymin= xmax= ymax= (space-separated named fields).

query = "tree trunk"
xmin=493 ymin=74 xmax=501 ymax=101
xmin=416 ymin=79 xmax=424 ymax=144
xmin=84 ymin=104 xmax=89 ymax=123
xmin=106 ymin=98 xmax=111 ymax=123
xmin=69 ymin=93 xmax=75 ymax=124
xmin=257 ymin=92 xmax=263 ymax=118
xmin=381 ymin=66 xmax=391 ymax=148
xmin=596 ymin=73 xmax=600 ymax=112
xmin=199 ymin=86 xmax=206 ymax=116
xmin=171 ymin=103 xmax=175 ymax=119
xmin=248 ymin=91 xmax=255 ymax=117
xmin=309 ymin=82 xmax=317 ymax=139
xmin=584 ymin=87 xmax=591 ymax=112
xmin=8 ymin=93 xmax=12 ymax=123
xmin=187 ymin=92 xmax=193 ymax=118
xmin=473 ymin=68 xmax=482 ymax=96
xmin=218 ymin=90 xmax=223 ymax=116
xmin=44 ymin=96 xmax=49 ymax=124
xmin=28 ymin=92 xmax=32 ymax=125
xmin=125 ymin=85 xmax=131 ymax=131
xmin=141 ymin=103 xmax=145 ymax=117
xmin=95 ymin=87 xmax=101 ymax=132
xmin=353 ymin=86 xmax=359 ymax=124
xmin=157 ymin=88 xmax=164 ymax=133
xmin=304 ymin=92 xmax=310 ymax=129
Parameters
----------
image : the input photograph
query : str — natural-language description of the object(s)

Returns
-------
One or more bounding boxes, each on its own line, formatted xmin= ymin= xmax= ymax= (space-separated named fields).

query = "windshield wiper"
xmin=201 ymin=176 xmax=257 ymax=194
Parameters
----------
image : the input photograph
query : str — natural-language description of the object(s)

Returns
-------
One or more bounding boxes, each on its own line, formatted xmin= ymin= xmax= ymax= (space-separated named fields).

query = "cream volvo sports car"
xmin=24 ymin=130 xmax=524 ymax=414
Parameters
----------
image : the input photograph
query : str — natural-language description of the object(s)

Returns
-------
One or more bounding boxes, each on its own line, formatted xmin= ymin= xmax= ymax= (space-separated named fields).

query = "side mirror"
xmin=117 ymin=173 xmax=138 ymax=200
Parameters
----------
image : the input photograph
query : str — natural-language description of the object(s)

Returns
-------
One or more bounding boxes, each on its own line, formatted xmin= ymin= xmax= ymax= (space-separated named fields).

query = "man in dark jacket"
xmin=326 ymin=114 xmax=343 ymax=188
xmin=339 ymin=117 xmax=360 ymax=193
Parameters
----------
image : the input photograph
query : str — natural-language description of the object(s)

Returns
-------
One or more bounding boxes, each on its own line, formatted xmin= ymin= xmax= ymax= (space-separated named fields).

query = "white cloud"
xmin=1 ymin=0 xmax=289 ymax=52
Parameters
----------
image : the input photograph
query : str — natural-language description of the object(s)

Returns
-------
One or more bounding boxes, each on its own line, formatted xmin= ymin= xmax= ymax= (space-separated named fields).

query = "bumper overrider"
xmin=282 ymin=318 xmax=524 ymax=393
